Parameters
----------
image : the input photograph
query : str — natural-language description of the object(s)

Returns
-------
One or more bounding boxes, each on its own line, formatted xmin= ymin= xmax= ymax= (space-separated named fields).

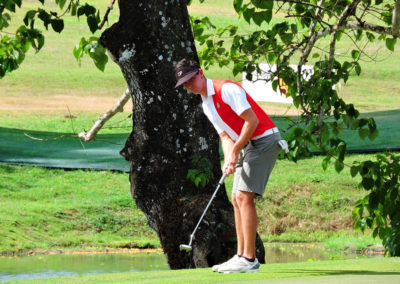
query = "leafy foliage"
xmin=0 ymin=0 xmax=107 ymax=78
xmin=352 ymin=153 xmax=400 ymax=256
xmin=192 ymin=0 xmax=399 ymax=255
xmin=187 ymin=155 xmax=214 ymax=188
xmin=73 ymin=36 xmax=108 ymax=72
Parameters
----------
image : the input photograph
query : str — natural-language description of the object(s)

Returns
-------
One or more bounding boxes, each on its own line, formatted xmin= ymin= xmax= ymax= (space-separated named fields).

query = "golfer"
xmin=175 ymin=59 xmax=287 ymax=273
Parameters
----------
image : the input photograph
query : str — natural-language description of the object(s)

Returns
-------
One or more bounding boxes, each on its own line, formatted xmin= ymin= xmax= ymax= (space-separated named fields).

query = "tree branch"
xmin=270 ymin=0 xmax=339 ymax=18
xmin=297 ymin=0 xmax=325 ymax=114
xmin=315 ymin=20 xmax=393 ymax=40
xmin=393 ymin=0 xmax=400 ymax=37
xmin=99 ymin=0 xmax=117 ymax=30
xmin=78 ymin=88 xmax=131 ymax=142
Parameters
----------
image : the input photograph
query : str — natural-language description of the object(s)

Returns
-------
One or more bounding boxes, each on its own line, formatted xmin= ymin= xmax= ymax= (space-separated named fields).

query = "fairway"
xmin=5 ymin=258 xmax=400 ymax=283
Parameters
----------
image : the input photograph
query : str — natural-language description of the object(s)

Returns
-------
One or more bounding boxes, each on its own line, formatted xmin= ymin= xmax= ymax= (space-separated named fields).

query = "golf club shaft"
xmin=189 ymin=173 xmax=227 ymax=241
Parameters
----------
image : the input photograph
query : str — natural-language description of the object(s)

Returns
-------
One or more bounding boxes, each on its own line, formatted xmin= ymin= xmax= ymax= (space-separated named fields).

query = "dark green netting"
xmin=271 ymin=109 xmax=400 ymax=153
xmin=335 ymin=109 xmax=400 ymax=152
xmin=0 ymin=110 xmax=398 ymax=172
xmin=0 ymin=127 xmax=130 ymax=172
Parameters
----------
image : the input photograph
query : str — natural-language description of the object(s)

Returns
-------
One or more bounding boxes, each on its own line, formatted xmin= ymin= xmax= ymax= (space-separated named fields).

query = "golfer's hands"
xmin=223 ymin=150 xmax=238 ymax=176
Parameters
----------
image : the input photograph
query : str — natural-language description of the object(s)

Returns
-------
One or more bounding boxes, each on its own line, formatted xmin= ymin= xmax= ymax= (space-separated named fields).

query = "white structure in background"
xmin=242 ymin=64 xmax=314 ymax=103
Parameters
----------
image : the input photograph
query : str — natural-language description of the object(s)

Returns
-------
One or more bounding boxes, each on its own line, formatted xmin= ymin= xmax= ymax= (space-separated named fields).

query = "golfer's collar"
xmin=206 ymin=78 xmax=215 ymax=97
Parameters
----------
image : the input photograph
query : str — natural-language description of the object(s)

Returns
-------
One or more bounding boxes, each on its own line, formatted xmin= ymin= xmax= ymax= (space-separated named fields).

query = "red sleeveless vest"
xmin=212 ymin=79 xmax=275 ymax=138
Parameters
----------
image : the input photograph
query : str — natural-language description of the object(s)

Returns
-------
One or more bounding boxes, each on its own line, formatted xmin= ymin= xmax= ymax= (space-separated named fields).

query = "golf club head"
xmin=179 ymin=244 xmax=192 ymax=252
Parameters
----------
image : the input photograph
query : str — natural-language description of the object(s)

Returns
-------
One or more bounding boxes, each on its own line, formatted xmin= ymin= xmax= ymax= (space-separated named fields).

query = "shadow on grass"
xmin=271 ymin=269 xmax=400 ymax=276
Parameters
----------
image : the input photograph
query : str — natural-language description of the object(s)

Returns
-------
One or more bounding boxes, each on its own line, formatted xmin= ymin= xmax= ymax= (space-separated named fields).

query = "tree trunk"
xmin=99 ymin=0 xmax=265 ymax=269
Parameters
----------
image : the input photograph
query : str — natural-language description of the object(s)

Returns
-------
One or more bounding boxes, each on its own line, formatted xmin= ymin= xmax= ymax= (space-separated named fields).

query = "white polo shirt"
xmin=201 ymin=79 xmax=251 ymax=141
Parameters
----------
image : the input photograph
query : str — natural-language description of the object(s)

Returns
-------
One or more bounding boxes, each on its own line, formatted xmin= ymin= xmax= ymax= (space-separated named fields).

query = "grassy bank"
xmin=0 ymin=164 xmax=159 ymax=254
xmin=1 ymin=1 xmax=399 ymax=113
xmin=0 ymin=149 xmax=381 ymax=255
xmin=5 ymin=258 xmax=400 ymax=283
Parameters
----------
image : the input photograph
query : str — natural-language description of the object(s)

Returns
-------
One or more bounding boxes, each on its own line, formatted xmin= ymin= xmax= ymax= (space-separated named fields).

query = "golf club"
xmin=179 ymin=173 xmax=227 ymax=252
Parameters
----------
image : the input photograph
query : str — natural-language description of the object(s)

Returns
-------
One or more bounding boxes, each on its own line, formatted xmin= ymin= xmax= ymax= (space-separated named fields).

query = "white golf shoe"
xmin=217 ymin=257 xmax=260 ymax=273
xmin=211 ymin=254 xmax=240 ymax=272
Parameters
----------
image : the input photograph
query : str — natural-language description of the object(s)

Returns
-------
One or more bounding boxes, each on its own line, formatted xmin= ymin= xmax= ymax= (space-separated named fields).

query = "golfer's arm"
xmin=231 ymin=108 xmax=259 ymax=154
xmin=220 ymin=132 xmax=235 ymax=160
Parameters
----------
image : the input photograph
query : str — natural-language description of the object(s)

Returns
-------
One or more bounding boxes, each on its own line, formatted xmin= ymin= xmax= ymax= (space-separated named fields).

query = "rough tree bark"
xmin=99 ymin=0 xmax=265 ymax=269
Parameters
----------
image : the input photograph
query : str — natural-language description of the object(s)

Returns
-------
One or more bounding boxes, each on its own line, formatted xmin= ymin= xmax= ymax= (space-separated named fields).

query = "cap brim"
xmin=175 ymin=71 xmax=198 ymax=88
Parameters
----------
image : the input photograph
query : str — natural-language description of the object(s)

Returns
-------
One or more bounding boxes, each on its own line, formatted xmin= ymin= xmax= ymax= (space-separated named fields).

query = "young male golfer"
xmin=175 ymin=59 xmax=287 ymax=273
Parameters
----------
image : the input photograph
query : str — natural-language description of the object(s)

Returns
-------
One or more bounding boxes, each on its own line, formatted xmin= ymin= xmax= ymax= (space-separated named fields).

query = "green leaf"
xmin=38 ymin=10 xmax=51 ymax=29
xmin=77 ymin=6 xmax=85 ymax=18
xmin=51 ymin=19 xmax=64 ymax=33
xmin=233 ymin=0 xmax=244 ymax=14
xmin=0 ymin=13 xmax=11 ymax=29
xmin=290 ymin=24 xmax=297 ymax=34
xmin=272 ymin=79 xmax=278 ymax=91
xmin=373 ymin=227 xmax=379 ymax=238
xmin=267 ymin=52 xmax=277 ymax=64
xmin=350 ymin=165 xmax=359 ymax=177
xmin=322 ymin=156 xmax=330 ymax=171
xmin=386 ymin=38 xmax=396 ymax=52
xmin=368 ymin=129 xmax=379 ymax=141
xmin=23 ymin=10 xmax=37 ymax=27
xmin=233 ymin=62 xmax=244 ymax=76
xmin=71 ymin=2 xmax=78 ymax=16
xmin=243 ymin=8 xmax=255 ymax=24
xmin=4 ymin=0 xmax=16 ymax=12
xmin=320 ymin=124 xmax=330 ymax=143
xmin=92 ymin=46 xmax=108 ymax=72
xmin=87 ymin=15 xmax=98 ymax=33
xmin=354 ymin=62 xmax=361 ymax=75
xmin=351 ymin=50 xmax=360 ymax=59
xmin=293 ymin=95 xmax=300 ymax=108
xmin=265 ymin=9 xmax=273 ymax=24
xmin=366 ymin=32 xmax=375 ymax=42
xmin=194 ymin=177 xmax=201 ymax=187
xmin=252 ymin=11 xmax=265 ymax=25
xmin=14 ymin=0 xmax=22 ymax=7
xmin=84 ymin=4 xmax=96 ymax=16
xmin=251 ymin=0 xmax=273 ymax=9
xmin=337 ymin=142 xmax=346 ymax=161
xmin=201 ymin=17 xmax=216 ymax=30
xmin=245 ymin=71 xmax=253 ymax=81
xmin=57 ymin=0 xmax=67 ymax=10
xmin=73 ymin=44 xmax=82 ymax=60
xmin=362 ymin=177 xmax=374 ymax=190
xmin=352 ymin=206 xmax=360 ymax=220
xmin=335 ymin=160 xmax=344 ymax=173
xmin=36 ymin=34 xmax=45 ymax=50
xmin=358 ymin=128 xmax=369 ymax=140
xmin=293 ymin=127 xmax=303 ymax=137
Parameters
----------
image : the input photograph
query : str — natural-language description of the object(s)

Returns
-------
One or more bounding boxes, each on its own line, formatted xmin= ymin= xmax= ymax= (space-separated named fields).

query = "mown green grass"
xmin=1 ymin=0 xmax=399 ymax=112
xmin=0 ymin=164 xmax=158 ymax=254
xmin=0 ymin=111 xmax=132 ymax=134
xmin=6 ymin=258 xmax=400 ymax=283
xmin=1 ymin=0 xmax=126 ymax=97
xmin=323 ymin=233 xmax=378 ymax=251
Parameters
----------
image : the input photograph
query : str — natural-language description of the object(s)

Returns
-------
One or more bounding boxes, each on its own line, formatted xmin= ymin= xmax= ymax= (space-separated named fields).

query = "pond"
xmin=0 ymin=244 xmax=382 ymax=281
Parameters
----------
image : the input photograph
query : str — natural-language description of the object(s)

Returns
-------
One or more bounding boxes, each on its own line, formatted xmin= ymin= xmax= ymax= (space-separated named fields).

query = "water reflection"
xmin=0 ymin=253 xmax=168 ymax=281
xmin=0 ymin=244 xmax=382 ymax=281
xmin=264 ymin=243 xmax=375 ymax=263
